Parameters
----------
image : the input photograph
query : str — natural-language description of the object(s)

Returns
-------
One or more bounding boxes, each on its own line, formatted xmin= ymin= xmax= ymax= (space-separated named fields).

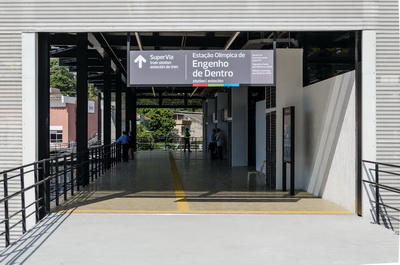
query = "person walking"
xmin=215 ymin=128 xmax=223 ymax=160
xmin=115 ymin=131 xmax=130 ymax=162
xmin=209 ymin=129 xmax=217 ymax=160
xmin=183 ymin=127 xmax=192 ymax=152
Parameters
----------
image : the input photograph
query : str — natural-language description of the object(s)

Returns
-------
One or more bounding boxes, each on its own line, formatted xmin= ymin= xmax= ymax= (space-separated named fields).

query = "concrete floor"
xmin=56 ymin=151 xmax=351 ymax=214
xmin=0 ymin=151 xmax=398 ymax=264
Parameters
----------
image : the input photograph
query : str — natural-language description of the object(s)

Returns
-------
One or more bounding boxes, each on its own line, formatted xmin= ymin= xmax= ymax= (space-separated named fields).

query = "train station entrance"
xmin=25 ymin=30 xmax=360 ymax=216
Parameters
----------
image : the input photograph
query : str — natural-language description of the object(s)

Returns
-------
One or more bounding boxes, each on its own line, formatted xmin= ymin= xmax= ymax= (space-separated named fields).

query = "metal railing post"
xmin=90 ymin=148 xmax=94 ymax=182
xmin=20 ymin=168 xmax=26 ymax=234
xmin=44 ymin=160 xmax=51 ymax=213
xmin=63 ymin=155 xmax=67 ymax=201
xmin=98 ymin=146 xmax=100 ymax=174
xmin=76 ymin=152 xmax=81 ymax=191
xmin=375 ymin=163 xmax=380 ymax=225
xmin=70 ymin=152 xmax=75 ymax=196
xmin=111 ymin=144 xmax=115 ymax=166
xmin=55 ymin=158 xmax=60 ymax=206
xmin=102 ymin=146 xmax=105 ymax=173
xmin=3 ymin=173 xmax=10 ymax=247
xmin=34 ymin=163 xmax=39 ymax=222
xmin=96 ymin=147 xmax=99 ymax=178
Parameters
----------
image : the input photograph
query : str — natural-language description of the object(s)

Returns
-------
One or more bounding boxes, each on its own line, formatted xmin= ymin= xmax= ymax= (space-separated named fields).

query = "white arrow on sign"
xmin=134 ymin=55 xmax=147 ymax=68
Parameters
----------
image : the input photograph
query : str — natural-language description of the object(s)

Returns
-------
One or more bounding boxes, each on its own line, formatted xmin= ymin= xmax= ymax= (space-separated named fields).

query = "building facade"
xmin=173 ymin=111 xmax=203 ymax=138
xmin=50 ymin=88 xmax=98 ymax=145
xmin=0 ymin=1 xmax=399 ymax=231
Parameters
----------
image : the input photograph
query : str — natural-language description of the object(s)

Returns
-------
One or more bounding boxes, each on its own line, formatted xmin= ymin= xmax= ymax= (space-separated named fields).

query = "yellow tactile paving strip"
xmin=56 ymin=152 xmax=352 ymax=215
xmin=169 ymin=152 xmax=191 ymax=212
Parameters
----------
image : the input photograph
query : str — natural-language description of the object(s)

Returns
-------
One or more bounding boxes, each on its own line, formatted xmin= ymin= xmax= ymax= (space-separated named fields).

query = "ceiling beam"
xmin=92 ymin=33 xmax=127 ymax=77
xmin=224 ymin=32 xmax=240 ymax=50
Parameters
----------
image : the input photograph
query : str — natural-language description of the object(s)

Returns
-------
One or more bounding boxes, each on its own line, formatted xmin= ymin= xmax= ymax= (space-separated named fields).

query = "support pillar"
xmin=115 ymin=69 xmax=122 ymax=139
xmin=38 ymin=33 xmax=50 ymax=162
xmin=76 ymin=33 xmax=89 ymax=186
xmin=38 ymin=32 xmax=50 ymax=217
xmin=97 ymin=92 xmax=102 ymax=144
xmin=132 ymin=90 xmax=137 ymax=155
xmin=126 ymin=87 xmax=133 ymax=133
xmin=103 ymin=53 xmax=112 ymax=168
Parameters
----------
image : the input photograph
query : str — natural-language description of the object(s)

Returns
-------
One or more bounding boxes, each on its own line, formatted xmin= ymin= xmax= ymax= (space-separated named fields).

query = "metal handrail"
xmin=362 ymin=160 xmax=400 ymax=229
xmin=363 ymin=160 xmax=400 ymax=169
xmin=136 ymin=136 xmax=203 ymax=151
xmin=0 ymin=143 xmax=122 ymax=248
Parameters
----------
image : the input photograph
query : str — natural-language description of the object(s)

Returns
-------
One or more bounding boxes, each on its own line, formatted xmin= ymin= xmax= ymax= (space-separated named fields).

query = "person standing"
xmin=183 ymin=127 xmax=192 ymax=152
xmin=216 ymin=128 xmax=223 ymax=160
xmin=115 ymin=131 xmax=130 ymax=162
xmin=209 ymin=129 xmax=217 ymax=160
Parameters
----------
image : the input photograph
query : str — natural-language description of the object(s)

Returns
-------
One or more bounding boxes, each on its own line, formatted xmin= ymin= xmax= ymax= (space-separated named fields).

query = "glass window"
xmin=50 ymin=130 xmax=63 ymax=143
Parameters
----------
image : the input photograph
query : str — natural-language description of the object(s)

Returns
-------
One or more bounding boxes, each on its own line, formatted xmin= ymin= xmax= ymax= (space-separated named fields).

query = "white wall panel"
xmin=276 ymin=49 xmax=303 ymax=190
xmin=374 ymin=0 xmax=400 ymax=229
xmin=0 ymin=33 xmax=22 ymax=172
xmin=0 ymin=1 xmax=379 ymax=32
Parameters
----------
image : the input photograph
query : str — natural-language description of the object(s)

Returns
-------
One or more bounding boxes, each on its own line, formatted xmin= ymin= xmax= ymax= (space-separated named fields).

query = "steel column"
xmin=103 ymin=53 xmax=112 ymax=168
xmin=375 ymin=163 xmax=380 ymax=224
xmin=97 ymin=92 xmax=102 ymax=143
xmin=355 ymin=31 xmax=363 ymax=216
xmin=76 ymin=33 xmax=89 ymax=186
xmin=126 ymin=87 xmax=133 ymax=133
xmin=115 ymin=69 xmax=122 ymax=139
xmin=132 ymin=90 xmax=137 ymax=156
xmin=38 ymin=32 xmax=50 ymax=219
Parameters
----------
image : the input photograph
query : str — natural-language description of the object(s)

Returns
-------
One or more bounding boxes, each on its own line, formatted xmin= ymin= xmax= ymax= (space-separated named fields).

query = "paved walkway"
xmin=56 ymin=151 xmax=351 ymax=214
xmin=0 ymin=151 xmax=398 ymax=264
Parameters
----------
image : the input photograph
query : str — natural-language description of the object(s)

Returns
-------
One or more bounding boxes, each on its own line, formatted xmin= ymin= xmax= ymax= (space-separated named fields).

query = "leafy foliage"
xmin=138 ymin=108 xmax=176 ymax=139
xmin=88 ymin=83 xmax=98 ymax=99
xmin=50 ymin=58 xmax=76 ymax=95
xmin=136 ymin=124 xmax=152 ymax=140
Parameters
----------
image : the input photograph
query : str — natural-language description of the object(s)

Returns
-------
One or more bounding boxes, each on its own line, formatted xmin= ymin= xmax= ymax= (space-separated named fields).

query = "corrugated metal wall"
xmin=0 ymin=0 xmax=399 ymax=225
xmin=376 ymin=1 xmax=400 ymax=164
xmin=375 ymin=0 xmax=400 ymax=231
xmin=0 ymin=33 xmax=22 ymax=171
xmin=0 ymin=0 xmax=379 ymax=32
xmin=0 ymin=0 xmax=386 ymax=169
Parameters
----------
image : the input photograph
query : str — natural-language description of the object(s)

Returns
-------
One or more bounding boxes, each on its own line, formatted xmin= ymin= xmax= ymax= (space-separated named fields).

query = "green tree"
xmin=88 ymin=83 xmax=98 ymax=99
xmin=143 ymin=108 xmax=175 ymax=139
xmin=50 ymin=58 xmax=76 ymax=95
xmin=136 ymin=124 xmax=152 ymax=139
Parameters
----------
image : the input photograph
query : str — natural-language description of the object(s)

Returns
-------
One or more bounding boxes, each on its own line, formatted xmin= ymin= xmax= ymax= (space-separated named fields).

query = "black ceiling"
xmin=49 ymin=31 xmax=355 ymax=98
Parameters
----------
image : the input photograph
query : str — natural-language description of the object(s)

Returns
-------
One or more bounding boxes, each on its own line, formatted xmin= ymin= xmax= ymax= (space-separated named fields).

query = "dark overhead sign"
xmin=128 ymin=50 xmax=274 ymax=87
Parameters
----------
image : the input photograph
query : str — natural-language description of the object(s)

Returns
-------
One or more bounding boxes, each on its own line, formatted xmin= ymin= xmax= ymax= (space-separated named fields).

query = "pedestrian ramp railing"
xmin=362 ymin=160 xmax=400 ymax=232
xmin=136 ymin=136 xmax=203 ymax=151
xmin=0 ymin=143 xmax=122 ymax=250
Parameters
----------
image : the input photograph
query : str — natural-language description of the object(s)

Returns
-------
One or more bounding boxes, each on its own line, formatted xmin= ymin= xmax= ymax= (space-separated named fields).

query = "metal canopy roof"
xmin=49 ymin=31 xmax=355 ymax=99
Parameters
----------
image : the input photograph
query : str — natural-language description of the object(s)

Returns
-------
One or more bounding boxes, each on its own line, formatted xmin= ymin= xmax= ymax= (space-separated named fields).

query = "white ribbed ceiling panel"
xmin=0 ymin=0 xmax=378 ymax=32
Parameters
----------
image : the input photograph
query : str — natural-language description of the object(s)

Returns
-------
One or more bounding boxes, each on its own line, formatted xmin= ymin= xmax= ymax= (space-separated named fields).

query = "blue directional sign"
xmin=128 ymin=50 xmax=274 ymax=87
